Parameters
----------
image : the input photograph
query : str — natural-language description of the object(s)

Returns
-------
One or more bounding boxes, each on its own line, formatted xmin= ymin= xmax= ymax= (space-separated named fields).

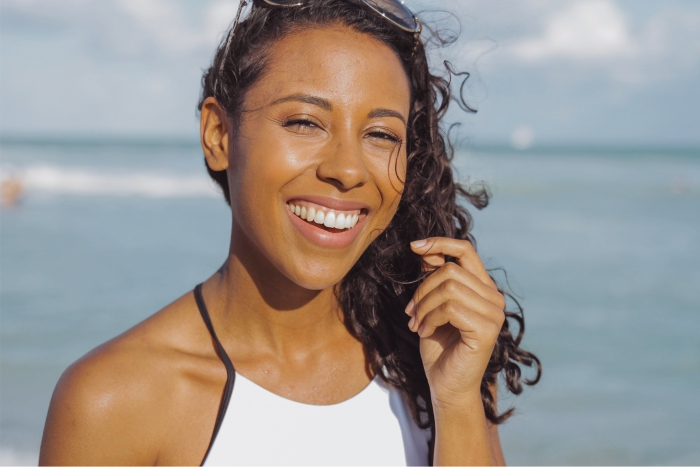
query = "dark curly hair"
xmin=198 ymin=0 xmax=541 ymax=455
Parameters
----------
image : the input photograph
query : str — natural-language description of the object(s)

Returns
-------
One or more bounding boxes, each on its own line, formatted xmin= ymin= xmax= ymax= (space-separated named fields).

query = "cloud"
xmin=117 ymin=0 xmax=203 ymax=53
xmin=497 ymin=0 xmax=700 ymax=85
xmin=116 ymin=0 xmax=239 ymax=55
xmin=0 ymin=0 xmax=240 ymax=60
xmin=0 ymin=0 xmax=242 ymax=137
xmin=639 ymin=7 xmax=700 ymax=78
xmin=512 ymin=0 xmax=635 ymax=61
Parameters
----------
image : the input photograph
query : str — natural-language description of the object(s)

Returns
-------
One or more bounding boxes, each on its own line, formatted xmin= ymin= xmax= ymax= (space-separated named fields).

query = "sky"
xmin=1 ymin=0 xmax=699 ymax=147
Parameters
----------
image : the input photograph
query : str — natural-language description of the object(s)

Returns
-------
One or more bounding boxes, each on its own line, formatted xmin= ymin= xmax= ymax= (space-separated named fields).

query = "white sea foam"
xmin=0 ymin=164 xmax=220 ymax=199
xmin=0 ymin=447 xmax=38 ymax=466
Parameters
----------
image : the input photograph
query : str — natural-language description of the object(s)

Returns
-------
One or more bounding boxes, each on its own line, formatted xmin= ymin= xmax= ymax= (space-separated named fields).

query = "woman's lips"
xmin=287 ymin=201 xmax=360 ymax=230
xmin=285 ymin=198 xmax=367 ymax=249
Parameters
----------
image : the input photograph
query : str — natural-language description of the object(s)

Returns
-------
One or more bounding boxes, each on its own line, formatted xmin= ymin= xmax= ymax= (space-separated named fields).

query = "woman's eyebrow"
xmin=269 ymin=94 xmax=406 ymax=126
xmin=270 ymin=93 xmax=333 ymax=111
xmin=368 ymin=108 xmax=407 ymax=126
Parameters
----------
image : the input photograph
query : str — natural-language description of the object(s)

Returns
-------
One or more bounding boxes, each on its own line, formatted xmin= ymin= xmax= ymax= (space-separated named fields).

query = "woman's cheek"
xmin=373 ymin=152 xmax=407 ymax=211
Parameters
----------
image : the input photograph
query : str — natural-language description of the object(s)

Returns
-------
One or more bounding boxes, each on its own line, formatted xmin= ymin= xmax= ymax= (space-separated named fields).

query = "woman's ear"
xmin=200 ymin=97 xmax=230 ymax=172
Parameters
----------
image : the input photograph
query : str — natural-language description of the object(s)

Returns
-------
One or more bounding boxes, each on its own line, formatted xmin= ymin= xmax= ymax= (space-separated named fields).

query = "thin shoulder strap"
xmin=194 ymin=283 xmax=236 ymax=466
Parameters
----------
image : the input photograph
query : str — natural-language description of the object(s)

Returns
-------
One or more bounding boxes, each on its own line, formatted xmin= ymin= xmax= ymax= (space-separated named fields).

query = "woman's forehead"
xmin=250 ymin=25 xmax=411 ymax=112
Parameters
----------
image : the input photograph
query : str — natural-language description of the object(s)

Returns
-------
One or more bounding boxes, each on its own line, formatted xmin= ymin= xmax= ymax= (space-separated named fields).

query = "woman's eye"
xmin=283 ymin=119 xmax=318 ymax=129
xmin=368 ymin=131 xmax=400 ymax=144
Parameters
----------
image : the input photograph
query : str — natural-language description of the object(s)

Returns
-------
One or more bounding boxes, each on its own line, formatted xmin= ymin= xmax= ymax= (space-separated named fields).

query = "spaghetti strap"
xmin=193 ymin=283 xmax=236 ymax=466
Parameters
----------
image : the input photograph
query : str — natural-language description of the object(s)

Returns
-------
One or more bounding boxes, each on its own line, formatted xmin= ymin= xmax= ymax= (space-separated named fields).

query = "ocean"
xmin=1 ymin=140 xmax=698 ymax=465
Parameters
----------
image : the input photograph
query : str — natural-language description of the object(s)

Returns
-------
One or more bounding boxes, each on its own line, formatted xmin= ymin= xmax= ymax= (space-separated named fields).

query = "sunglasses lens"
xmin=362 ymin=0 xmax=417 ymax=32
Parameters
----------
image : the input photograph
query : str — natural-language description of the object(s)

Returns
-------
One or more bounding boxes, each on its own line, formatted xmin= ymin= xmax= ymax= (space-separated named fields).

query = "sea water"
xmin=1 ymin=141 xmax=698 ymax=465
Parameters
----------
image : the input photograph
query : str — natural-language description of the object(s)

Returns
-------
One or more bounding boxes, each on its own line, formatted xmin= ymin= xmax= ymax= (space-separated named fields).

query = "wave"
xmin=0 ymin=164 xmax=221 ymax=199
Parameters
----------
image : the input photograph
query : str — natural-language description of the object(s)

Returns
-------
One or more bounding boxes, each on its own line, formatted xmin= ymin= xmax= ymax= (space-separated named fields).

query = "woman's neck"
xmin=200 ymin=223 xmax=372 ymax=404
xmin=206 ymin=229 xmax=348 ymax=359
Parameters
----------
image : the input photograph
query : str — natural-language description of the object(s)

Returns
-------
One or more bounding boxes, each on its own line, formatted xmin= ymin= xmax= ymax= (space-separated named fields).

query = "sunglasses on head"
xmin=220 ymin=0 xmax=422 ymax=74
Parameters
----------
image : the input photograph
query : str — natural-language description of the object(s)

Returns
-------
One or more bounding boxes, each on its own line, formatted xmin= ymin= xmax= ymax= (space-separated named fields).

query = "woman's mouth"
xmin=287 ymin=201 xmax=360 ymax=231
xmin=285 ymin=198 xmax=368 ymax=248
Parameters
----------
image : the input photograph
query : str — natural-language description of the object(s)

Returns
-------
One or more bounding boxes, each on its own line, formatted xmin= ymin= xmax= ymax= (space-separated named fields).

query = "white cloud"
xmin=204 ymin=1 xmax=241 ymax=46
xmin=0 ymin=0 xmax=241 ymax=59
xmin=117 ymin=0 xmax=197 ymax=52
xmin=116 ymin=0 xmax=239 ymax=55
xmin=494 ymin=0 xmax=700 ymax=85
xmin=638 ymin=7 xmax=700 ymax=78
xmin=512 ymin=0 xmax=635 ymax=61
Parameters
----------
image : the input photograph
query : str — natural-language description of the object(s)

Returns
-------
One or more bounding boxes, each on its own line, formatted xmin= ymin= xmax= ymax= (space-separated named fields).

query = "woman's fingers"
xmin=421 ymin=253 xmax=445 ymax=271
xmin=407 ymin=237 xmax=506 ymax=345
xmin=411 ymin=237 xmax=496 ymax=289
xmin=405 ymin=262 xmax=505 ymax=317
xmin=407 ymin=278 xmax=505 ymax=334
xmin=415 ymin=300 xmax=503 ymax=342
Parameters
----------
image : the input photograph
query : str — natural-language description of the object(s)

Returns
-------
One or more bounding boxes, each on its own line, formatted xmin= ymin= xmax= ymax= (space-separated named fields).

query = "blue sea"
xmin=1 ymin=140 xmax=698 ymax=465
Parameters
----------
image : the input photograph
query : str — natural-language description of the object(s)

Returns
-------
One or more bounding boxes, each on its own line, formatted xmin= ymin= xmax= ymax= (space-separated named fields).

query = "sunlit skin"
xmin=39 ymin=26 xmax=506 ymax=466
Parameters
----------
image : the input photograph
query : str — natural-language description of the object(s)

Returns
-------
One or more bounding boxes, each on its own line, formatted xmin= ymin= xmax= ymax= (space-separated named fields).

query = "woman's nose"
xmin=316 ymin=138 xmax=370 ymax=190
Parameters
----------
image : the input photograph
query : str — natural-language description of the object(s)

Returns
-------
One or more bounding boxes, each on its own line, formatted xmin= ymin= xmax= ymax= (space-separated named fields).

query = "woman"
xmin=40 ymin=0 xmax=540 ymax=465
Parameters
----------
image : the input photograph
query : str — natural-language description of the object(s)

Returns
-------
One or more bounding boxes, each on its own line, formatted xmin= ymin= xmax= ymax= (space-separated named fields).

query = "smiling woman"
xmin=38 ymin=1 xmax=540 ymax=465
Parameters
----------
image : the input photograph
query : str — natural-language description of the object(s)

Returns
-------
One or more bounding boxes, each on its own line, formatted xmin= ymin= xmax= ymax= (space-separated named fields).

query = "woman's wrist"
xmin=432 ymin=391 xmax=496 ymax=466
xmin=431 ymin=388 xmax=484 ymax=416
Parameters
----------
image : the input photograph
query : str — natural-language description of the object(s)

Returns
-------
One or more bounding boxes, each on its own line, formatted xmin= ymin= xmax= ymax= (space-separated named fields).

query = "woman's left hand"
xmin=406 ymin=237 xmax=506 ymax=410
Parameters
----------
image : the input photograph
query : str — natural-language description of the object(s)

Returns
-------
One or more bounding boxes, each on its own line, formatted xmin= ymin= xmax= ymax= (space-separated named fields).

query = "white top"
xmin=203 ymin=373 xmax=431 ymax=466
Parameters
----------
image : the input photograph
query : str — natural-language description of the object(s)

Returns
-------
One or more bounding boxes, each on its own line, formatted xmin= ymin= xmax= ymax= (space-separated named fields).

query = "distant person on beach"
xmin=1 ymin=175 xmax=24 ymax=208
xmin=39 ymin=1 xmax=540 ymax=465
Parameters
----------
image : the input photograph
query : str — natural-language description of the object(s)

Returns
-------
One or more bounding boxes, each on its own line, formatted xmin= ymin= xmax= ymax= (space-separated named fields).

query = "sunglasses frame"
xmin=264 ymin=0 xmax=420 ymax=33
xmin=219 ymin=0 xmax=421 ymax=74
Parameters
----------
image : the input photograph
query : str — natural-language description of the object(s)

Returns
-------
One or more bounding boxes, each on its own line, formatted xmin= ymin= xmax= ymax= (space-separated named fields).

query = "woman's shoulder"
xmin=51 ymin=289 xmax=210 ymax=407
xmin=39 ymin=290 xmax=226 ymax=465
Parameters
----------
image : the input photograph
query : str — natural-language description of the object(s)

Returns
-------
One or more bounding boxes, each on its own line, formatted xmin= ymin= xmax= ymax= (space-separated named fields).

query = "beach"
xmin=1 ymin=140 xmax=698 ymax=465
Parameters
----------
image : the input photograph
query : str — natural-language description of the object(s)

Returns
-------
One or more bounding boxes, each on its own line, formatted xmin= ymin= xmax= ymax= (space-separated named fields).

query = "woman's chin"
xmin=280 ymin=261 xmax=353 ymax=292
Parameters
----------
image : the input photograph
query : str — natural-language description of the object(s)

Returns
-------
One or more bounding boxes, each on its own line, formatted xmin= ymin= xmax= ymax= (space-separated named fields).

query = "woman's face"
xmin=226 ymin=25 xmax=410 ymax=290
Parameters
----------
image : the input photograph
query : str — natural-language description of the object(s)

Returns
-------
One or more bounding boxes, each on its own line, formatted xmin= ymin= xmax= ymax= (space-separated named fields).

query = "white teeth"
xmin=324 ymin=212 xmax=336 ymax=228
xmin=306 ymin=207 xmax=316 ymax=222
xmin=288 ymin=202 xmax=361 ymax=231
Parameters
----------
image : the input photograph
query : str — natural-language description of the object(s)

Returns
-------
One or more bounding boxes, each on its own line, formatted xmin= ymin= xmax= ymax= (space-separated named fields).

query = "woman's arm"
xmin=489 ymin=420 xmax=507 ymax=466
xmin=407 ymin=238 xmax=508 ymax=466
xmin=488 ymin=384 xmax=507 ymax=466
xmin=432 ymin=384 xmax=505 ymax=466
xmin=433 ymin=393 xmax=494 ymax=465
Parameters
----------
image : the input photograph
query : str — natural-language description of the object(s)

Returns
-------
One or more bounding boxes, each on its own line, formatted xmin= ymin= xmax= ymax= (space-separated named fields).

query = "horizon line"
xmin=1 ymin=134 xmax=698 ymax=153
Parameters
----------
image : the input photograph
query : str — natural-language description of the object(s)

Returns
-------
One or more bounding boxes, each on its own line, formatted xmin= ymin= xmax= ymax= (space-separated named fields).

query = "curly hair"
xmin=198 ymin=0 xmax=541 ymax=454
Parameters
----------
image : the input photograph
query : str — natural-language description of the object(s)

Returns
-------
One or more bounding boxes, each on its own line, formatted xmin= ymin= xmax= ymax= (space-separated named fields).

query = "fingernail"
xmin=417 ymin=323 xmax=425 ymax=337
xmin=411 ymin=239 xmax=427 ymax=248
xmin=408 ymin=316 xmax=415 ymax=329
xmin=405 ymin=300 xmax=415 ymax=316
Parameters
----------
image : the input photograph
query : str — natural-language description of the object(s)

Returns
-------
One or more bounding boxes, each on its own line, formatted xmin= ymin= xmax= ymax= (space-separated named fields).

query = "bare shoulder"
xmin=39 ymin=290 xmax=226 ymax=466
